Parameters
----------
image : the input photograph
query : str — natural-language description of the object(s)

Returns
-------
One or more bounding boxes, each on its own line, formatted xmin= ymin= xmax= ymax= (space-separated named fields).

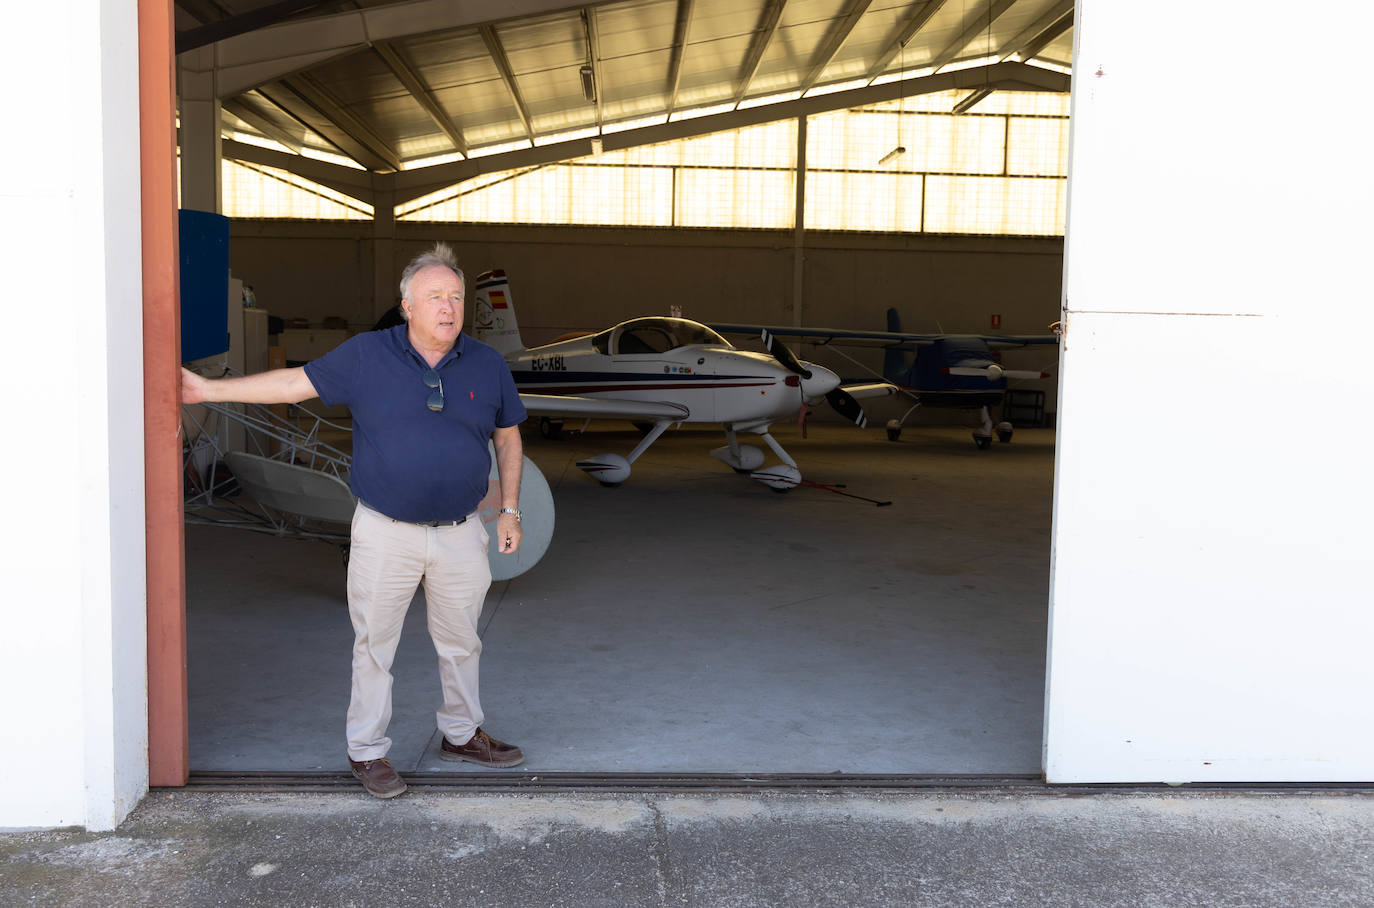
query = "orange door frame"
xmin=140 ymin=0 xmax=188 ymax=787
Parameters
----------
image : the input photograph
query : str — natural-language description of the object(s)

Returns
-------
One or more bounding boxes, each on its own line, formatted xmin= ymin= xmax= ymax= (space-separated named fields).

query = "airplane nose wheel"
xmin=996 ymin=421 xmax=1014 ymax=444
xmin=885 ymin=418 xmax=902 ymax=442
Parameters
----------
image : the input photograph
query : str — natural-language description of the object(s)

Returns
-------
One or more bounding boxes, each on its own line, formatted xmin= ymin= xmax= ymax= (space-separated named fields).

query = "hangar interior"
xmin=178 ymin=0 xmax=1071 ymax=777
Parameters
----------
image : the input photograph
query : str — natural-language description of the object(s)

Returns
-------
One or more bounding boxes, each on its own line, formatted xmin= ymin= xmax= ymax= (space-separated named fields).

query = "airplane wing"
xmin=708 ymin=322 xmax=933 ymax=350
xmin=519 ymin=393 xmax=691 ymax=421
xmin=707 ymin=322 xmax=1058 ymax=351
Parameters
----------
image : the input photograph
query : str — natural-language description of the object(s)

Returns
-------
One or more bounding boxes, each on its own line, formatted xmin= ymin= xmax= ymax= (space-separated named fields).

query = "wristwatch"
xmin=499 ymin=507 xmax=522 ymax=521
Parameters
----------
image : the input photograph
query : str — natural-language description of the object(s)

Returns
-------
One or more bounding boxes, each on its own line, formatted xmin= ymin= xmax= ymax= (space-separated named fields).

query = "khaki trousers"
xmin=345 ymin=503 xmax=491 ymax=761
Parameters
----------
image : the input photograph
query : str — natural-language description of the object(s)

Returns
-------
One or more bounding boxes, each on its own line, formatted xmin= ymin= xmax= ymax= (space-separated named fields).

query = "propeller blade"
xmin=761 ymin=329 xmax=812 ymax=379
xmin=826 ymin=387 xmax=868 ymax=428
xmin=944 ymin=365 xmax=1003 ymax=379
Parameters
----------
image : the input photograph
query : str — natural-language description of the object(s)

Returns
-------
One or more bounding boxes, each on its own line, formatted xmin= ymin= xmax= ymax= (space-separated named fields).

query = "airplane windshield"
xmin=612 ymin=318 xmax=729 ymax=355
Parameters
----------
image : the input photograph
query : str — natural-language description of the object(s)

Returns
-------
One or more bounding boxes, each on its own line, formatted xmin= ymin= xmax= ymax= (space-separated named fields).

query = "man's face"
xmin=403 ymin=264 xmax=465 ymax=349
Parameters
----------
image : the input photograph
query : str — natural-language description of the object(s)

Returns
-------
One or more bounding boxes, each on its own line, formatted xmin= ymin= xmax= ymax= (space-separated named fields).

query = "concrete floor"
xmin=187 ymin=420 xmax=1054 ymax=775
xmin=5 ymin=789 xmax=1372 ymax=907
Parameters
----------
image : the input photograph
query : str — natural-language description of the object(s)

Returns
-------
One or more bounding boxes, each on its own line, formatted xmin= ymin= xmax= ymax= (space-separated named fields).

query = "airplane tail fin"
xmin=883 ymin=307 xmax=909 ymax=382
xmin=472 ymin=269 xmax=525 ymax=354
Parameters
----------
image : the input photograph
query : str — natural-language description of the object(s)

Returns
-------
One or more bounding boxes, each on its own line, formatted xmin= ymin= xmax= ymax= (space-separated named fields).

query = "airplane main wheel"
xmin=997 ymin=428 xmax=1014 ymax=443
xmin=886 ymin=426 xmax=902 ymax=441
xmin=973 ymin=433 xmax=993 ymax=450
xmin=539 ymin=417 xmax=563 ymax=440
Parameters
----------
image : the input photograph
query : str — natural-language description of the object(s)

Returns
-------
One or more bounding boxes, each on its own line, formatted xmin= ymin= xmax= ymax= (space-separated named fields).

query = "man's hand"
xmin=181 ymin=367 xmax=209 ymax=404
xmin=497 ymin=513 xmax=522 ymax=554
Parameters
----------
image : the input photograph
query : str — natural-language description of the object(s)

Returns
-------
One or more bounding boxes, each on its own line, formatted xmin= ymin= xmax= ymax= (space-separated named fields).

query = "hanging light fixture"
xmin=880 ymin=40 xmax=908 ymax=166
xmin=580 ymin=9 xmax=597 ymax=103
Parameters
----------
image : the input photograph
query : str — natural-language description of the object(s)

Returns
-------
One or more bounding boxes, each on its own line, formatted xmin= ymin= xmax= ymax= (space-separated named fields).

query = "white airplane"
xmin=471 ymin=269 xmax=877 ymax=489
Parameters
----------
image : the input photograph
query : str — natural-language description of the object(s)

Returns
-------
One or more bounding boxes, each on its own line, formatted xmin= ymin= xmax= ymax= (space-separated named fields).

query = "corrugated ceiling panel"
xmin=435 ymin=78 xmax=529 ymax=148
xmin=500 ymin=13 xmax=587 ymax=75
xmin=1036 ymin=31 xmax=1073 ymax=67
xmin=597 ymin=0 xmax=677 ymax=57
xmin=908 ymin=2 xmax=995 ymax=68
xmin=748 ymin=0 xmax=850 ymax=97
xmin=815 ymin=0 xmax=908 ymax=84
xmin=598 ymin=47 xmax=671 ymax=119
xmin=675 ymin=39 xmax=755 ymax=107
xmin=402 ymin=32 xmax=503 ymax=90
xmin=305 ymin=45 xmax=401 ymax=103
xmin=688 ymin=0 xmax=771 ymax=43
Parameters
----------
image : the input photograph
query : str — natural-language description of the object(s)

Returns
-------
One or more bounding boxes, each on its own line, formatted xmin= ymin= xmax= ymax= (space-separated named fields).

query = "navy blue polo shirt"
xmin=304 ymin=326 xmax=526 ymax=523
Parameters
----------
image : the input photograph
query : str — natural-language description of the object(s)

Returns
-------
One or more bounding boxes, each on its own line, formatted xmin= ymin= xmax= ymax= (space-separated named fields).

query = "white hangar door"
xmin=1043 ymin=0 xmax=1374 ymax=783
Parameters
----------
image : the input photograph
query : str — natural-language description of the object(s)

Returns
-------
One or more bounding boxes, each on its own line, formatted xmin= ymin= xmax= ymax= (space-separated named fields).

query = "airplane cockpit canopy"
xmin=594 ymin=318 xmax=731 ymax=356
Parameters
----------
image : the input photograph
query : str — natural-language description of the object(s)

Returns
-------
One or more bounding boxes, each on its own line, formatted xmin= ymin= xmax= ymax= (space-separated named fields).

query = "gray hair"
xmin=398 ymin=242 xmax=465 ymax=318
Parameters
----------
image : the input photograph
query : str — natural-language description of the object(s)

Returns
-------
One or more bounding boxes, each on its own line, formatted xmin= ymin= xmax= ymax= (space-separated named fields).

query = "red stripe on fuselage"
xmin=517 ymin=381 xmax=775 ymax=394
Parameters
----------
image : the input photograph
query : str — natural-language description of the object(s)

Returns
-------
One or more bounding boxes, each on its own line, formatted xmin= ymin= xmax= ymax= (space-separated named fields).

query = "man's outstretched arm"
xmin=181 ymin=366 xmax=319 ymax=405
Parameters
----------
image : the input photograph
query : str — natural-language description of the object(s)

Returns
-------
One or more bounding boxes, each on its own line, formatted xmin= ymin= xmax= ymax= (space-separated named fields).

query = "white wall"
xmin=0 ymin=0 xmax=147 ymax=828
xmin=1045 ymin=0 xmax=1374 ymax=781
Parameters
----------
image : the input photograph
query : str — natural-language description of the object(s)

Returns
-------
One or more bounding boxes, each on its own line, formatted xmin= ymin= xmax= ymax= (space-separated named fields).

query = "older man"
xmin=182 ymin=242 xmax=527 ymax=798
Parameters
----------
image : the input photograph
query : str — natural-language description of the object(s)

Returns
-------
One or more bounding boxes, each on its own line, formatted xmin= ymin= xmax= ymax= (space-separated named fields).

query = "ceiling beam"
xmin=255 ymin=85 xmax=362 ymax=162
xmin=949 ymin=0 xmax=1072 ymax=112
xmin=1005 ymin=2 xmax=1073 ymax=62
xmin=585 ymin=7 xmax=604 ymax=125
xmin=733 ymin=0 xmax=787 ymax=105
xmin=928 ymin=0 xmax=1018 ymax=73
xmin=222 ymin=138 xmax=375 ymax=204
xmin=222 ymin=97 xmax=304 ymax=152
xmin=177 ymin=0 xmax=341 ymax=54
xmin=185 ymin=0 xmax=603 ymax=98
xmin=389 ymin=61 xmax=1066 ymax=204
xmin=373 ymin=41 xmax=469 ymax=157
xmin=281 ymin=75 xmax=403 ymax=171
xmin=665 ymin=0 xmax=695 ymax=116
xmin=865 ymin=0 xmax=950 ymax=81
xmin=479 ymin=24 xmax=536 ymax=143
xmin=175 ymin=0 xmax=232 ymax=26
xmin=799 ymin=0 xmax=872 ymax=93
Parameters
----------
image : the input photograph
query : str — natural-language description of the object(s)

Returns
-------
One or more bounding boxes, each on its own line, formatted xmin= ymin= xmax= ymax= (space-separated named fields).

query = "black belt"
xmin=361 ymin=501 xmax=467 ymax=527
xmin=412 ymin=516 xmax=467 ymax=527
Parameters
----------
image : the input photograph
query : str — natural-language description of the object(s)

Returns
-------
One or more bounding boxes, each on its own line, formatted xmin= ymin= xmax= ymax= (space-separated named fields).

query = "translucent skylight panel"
xmin=1006 ymin=117 xmax=1069 ymax=176
xmin=675 ymin=168 xmax=795 ymax=228
xmin=805 ymin=171 xmax=923 ymax=232
xmin=222 ymin=160 xmax=372 ymax=220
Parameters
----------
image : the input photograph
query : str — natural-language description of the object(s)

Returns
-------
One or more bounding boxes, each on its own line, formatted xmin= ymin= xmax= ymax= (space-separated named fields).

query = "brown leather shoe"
xmin=349 ymin=757 xmax=407 ymax=798
xmin=440 ymin=727 xmax=525 ymax=767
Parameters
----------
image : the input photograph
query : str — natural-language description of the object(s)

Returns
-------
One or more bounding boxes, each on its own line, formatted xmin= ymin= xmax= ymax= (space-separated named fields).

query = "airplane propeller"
xmin=825 ymin=387 xmax=868 ymax=428
xmin=761 ymin=329 xmax=812 ymax=379
xmin=943 ymin=364 xmax=1051 ymax=380
xmin=761 ymin=329 xmax=871 ymax=429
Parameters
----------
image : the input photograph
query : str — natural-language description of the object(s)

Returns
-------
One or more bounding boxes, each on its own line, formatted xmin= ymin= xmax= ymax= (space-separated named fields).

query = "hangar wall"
xmin=0 ymin=0 xmax=148 ymax=830
xmin=1045 ymin=0 xmax=1374 ymax=781
xmin=227 ymin=221 xmax=1064 ymax=343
